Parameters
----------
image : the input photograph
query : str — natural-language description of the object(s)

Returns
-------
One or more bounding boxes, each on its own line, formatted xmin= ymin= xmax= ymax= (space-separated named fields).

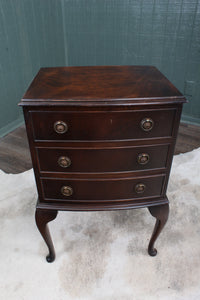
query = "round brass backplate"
xmin=135 ymin=183 xmax=146 ymax=194
xmin=61 ymin=186 xmax=73 ymax=197
xmin=140 ymin=118 xmax=154 ymax=131
xmin=54 ymin=121 xmax=68 ymax=134
xmin=137 ymin=153 xmax=150 ymax=165
xmin=58 ymin=156 xmax=71 ymax=168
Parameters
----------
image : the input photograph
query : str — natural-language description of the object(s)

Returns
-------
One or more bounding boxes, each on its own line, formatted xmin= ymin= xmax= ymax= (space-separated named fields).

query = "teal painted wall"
xmin=0 ymin=0 xmax=65 ymax=136
xmin=62 ymin=0 xmax=200 ymax=124
xmin=1 ymin=0 xmax=200 ymax=136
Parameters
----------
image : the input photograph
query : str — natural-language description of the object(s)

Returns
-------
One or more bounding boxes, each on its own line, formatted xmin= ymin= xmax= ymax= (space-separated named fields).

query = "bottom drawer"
xmin=41 ymin=175 xmax=165 ymax=202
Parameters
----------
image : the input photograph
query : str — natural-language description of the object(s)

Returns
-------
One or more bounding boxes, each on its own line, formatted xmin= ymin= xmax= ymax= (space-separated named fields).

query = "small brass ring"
xmin=61 ymin=186 xmax=73 ymax=197
xmin=54 ymin=121 xmax=68 ymax=134
xmin=58 ymin=156 xmax=71 ymax=168
xmin=135 ymin=183 xmax=146 ymax=194
xmin=137 ymin=153 xmax=150 ymax=165
xmin=140 ymin=118 xmax=154 ymax=132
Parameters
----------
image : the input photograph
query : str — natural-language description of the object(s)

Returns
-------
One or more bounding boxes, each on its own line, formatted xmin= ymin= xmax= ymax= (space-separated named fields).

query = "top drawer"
xmin=31 ymin=109 xmax=176 ymax=141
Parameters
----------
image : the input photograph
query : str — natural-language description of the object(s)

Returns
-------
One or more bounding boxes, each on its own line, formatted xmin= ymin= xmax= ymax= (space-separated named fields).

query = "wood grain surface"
xmin=22 ymin=66 xmax=183 ymax=102
xmin=0 ymin=123 xmax=199 ymax=174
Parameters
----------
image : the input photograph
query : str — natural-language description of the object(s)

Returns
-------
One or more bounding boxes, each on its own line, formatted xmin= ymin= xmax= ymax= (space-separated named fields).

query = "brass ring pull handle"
xmin=135 ymin=183 xmax=146 ymax=194
xmin=61 ymin=186 xmax=73 ymax=197
xmin=58 ymin=156 xmax=71 ymax=168
xmin=54 ymin=121 xmax=68 ymax=134
xmin=137 ymin=153 xmax=149 ymax=165
xmin=140 ymin=118 xmax=154 ymax=131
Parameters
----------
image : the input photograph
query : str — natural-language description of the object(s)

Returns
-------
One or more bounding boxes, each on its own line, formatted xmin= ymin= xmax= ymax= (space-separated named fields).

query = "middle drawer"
xmin=36 ymin=144 xmax=169 ymax=173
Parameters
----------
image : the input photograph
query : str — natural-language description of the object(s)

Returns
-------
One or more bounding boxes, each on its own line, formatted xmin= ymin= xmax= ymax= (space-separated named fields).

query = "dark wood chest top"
xmin=19 ymin=65 xmax=186 ymax=262
xmin=21 ymin=65 xmax=185 ymax=105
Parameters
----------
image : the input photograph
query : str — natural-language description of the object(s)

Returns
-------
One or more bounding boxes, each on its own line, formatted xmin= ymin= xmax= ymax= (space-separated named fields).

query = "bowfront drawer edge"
xmin=29 ymin=108 xmax=177 ymax=141
xmin=35 ymin=143 xmax=170 ymax=174
xmin=40 ymin=174 xmax=166 ymax=202
xmin=36 ymin=197 xmax=169 ymax=211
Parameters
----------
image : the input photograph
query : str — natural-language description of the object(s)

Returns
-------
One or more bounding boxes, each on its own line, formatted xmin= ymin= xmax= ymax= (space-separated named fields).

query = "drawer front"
xmin=37 ymin=144 xmax=169 ymax=173
xmin=31 ymin=110 xmax=176 ymax=141
xmin=41 ymin=175 xmax=165 ymax=202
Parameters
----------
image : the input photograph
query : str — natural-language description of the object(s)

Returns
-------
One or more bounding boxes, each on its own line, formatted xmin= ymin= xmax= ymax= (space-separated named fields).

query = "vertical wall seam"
xmin=161 ymin=0 xmax=169 ymax=72
xmin=138 ymin=0 xmax=144 ymax=62
xmin=150 ymin=0 xmax=156 ymax=66
xmin=61 ymin=0 xmax=69 ymax=66
xmin=172 ymin=0 xmax=184 ymax=81
xmin=185 ymin=0 xmax=199 ymax=78
xmin=184 ymin=0 xmax=199 ymax=117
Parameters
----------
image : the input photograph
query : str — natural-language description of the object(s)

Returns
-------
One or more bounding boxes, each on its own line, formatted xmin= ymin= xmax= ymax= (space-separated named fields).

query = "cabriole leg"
xmin=148 ymin=203 xmax=169 ymax=256
xmin=35 ymin=209 xmax=58 ymax=263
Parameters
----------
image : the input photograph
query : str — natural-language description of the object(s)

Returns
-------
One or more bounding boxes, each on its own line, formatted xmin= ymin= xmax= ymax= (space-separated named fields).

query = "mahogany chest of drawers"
xmin=19 ymin=66 xmax=186 ymax=262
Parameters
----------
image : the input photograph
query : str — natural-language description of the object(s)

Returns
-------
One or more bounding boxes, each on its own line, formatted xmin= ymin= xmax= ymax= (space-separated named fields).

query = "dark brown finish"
xmin=148 ymin=203 xmax=169 ymax=256
xmin=35 ymin=209 xmax=58 ymax=262
xmin=37 ymin=144 xmax=169 ymax=173
xmin=0 ymin=122 xmax=199 ymax=174
xmin=30 ymin=109 xmax=176 ymax=141
xmin=19 ymin=65 xmax=186 ymax=262
xmin=41 ymin=175 xmax=165 ymax=202
xmin=37 ymin=197 xmax=168 ymax=211
xmin=21 ymin=66 xmax=184 ymax=104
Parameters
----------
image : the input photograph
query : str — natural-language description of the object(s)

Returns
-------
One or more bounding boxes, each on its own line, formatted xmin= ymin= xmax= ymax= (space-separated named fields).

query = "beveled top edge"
xmin=19 ymin=96 xmax=187 ymax=106
xmin=20 ymin=65 xmax=186 ymax=105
